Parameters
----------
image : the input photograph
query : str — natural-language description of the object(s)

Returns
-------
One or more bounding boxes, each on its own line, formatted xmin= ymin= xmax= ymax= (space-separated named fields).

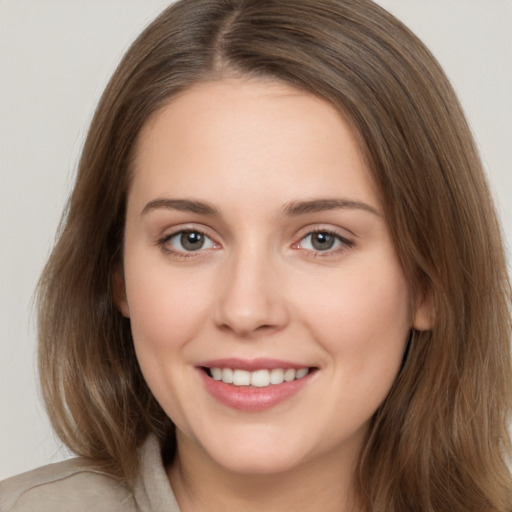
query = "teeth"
xmin=209 ymin=367 xmax=310 ymax=387
xmin=251 ymin=369 xmax=270 ymax=387
xmin=284 ymin=369 xmax=296 ymax=382
xmin=296 ymin=368 xmax=308 ymax=379
xmin=223 ymin=368 xmax=234 ymax=384
xmin=270 ymin=368 xmax=284 ymax=384
xmin=233 ymin=369 xmax=251 ymax=386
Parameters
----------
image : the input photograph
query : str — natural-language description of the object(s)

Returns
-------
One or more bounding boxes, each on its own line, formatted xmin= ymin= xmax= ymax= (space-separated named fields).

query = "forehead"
xmin=130 ymin=78 xmax=379 ymax=213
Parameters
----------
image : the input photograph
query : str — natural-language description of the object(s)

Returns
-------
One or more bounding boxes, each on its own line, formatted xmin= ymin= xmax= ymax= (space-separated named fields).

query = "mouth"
xmin=202 ymin=366 xmax=313 ymax=388
xmin=197 ymin=360 xmax=317 ymax=412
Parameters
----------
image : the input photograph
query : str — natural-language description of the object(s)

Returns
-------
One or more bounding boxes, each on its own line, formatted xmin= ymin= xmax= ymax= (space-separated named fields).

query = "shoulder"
xmin=0 ymin=458 xmax=135 ymax=512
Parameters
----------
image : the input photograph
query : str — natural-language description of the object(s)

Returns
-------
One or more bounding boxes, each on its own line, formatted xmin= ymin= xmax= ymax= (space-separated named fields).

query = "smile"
xmin=208 ymin=367 xmax=310 ymax=387
xmin=198 ymin=360 xmax=317 ymax=412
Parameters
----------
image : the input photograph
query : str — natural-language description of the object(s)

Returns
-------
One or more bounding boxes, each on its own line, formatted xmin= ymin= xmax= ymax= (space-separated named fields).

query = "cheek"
xmin=123 ymin=254 xmax=214 ymax=359
xmin=122 ymin=257 xmax=217 ymax=423
xmin=302 ymin=255 xmax=410 ymax=340
xmin=301 ymin=263 xmax=411 ymax=439
xmin=294 ymin=256 xmax=411 ymax=391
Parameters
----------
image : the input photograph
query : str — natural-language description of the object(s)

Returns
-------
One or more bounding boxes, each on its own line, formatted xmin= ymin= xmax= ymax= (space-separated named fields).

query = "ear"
xmin=113 ymin=267 xmax=130 ymax=318
xmin=412 ymin=292 xmax=433 ymax=331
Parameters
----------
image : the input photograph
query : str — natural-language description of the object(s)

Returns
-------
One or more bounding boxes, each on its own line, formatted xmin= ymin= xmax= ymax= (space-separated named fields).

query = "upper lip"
xmin=198 ymin=358 xmax=313 ymax=371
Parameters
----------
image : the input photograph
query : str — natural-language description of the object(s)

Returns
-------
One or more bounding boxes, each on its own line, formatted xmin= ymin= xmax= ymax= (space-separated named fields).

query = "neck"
xmin=167 ymin=432 xmax=363 ymax=512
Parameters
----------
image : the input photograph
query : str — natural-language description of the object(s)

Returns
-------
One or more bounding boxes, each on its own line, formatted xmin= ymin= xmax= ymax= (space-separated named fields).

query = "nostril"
xmin=255 ymin=324 xmax=277 ymax=332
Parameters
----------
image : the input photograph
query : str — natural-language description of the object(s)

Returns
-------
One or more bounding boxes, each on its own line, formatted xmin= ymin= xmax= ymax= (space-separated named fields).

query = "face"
xmin=118 ymin=78 xmax=428 ymax=476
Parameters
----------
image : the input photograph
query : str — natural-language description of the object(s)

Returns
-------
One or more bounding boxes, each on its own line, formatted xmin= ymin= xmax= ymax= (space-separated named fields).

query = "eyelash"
xmin=157 ymin=227 xmax=354 ymax=259
xmin=158 ymin=229 xmax=219 ymax=259
xmin=294 ymin=229 xmax=354 ymax=258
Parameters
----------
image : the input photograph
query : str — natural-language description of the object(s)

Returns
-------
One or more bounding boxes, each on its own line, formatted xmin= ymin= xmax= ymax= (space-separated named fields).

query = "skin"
xmin=117 ymin=78 xmax=430 ymax=511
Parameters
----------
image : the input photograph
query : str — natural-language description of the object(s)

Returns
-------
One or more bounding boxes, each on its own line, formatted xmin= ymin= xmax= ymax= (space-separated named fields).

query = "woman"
xmin=1 ymin=0 xmax=511 ymax=510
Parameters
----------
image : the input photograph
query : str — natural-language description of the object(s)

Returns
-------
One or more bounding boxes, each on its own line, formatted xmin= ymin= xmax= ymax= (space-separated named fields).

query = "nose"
xmin=213 ymin=245 xmax=290 ymax=338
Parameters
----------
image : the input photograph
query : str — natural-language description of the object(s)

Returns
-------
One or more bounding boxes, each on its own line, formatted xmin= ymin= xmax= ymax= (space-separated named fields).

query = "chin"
xmin=192 ymin=426 xmax=311 ymax=475
xmin=211 ymin=445 xmax=306 ymax=475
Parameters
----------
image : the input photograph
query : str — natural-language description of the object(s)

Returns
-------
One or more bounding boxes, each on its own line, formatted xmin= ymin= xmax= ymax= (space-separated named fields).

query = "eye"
xmin=298 ymin=231 xmax=352 ymax=252
xmin=164 ymin=230 xmax=216 ymax=252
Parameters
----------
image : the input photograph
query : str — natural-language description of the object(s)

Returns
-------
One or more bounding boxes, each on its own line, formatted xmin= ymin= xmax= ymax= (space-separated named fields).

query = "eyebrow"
xmin=140 ymin=197 xmax=380 ymax=218
xmin=282 ymin=198 xmax=380 ymax=217
xmin=141 ymin=198 xmax=218 ymax=216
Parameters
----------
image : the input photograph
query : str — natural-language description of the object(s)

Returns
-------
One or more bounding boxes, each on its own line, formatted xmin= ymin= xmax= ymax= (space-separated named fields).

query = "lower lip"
xmin=198 ymin=369 xmax=314 ymax=412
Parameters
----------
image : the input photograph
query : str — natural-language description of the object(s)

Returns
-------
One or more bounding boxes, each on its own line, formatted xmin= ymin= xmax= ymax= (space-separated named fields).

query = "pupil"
xmin=181 ymin=231 xmax=204 ymax=251
xmin=312 ymin=232 xmax=335 ymax=251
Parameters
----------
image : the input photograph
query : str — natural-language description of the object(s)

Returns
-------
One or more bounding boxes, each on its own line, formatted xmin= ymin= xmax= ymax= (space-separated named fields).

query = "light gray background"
xmin=1 ymin=1 xmax=511 ymax=480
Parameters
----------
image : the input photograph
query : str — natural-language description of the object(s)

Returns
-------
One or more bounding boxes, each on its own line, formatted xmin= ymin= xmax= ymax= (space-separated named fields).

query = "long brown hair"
xmin=37 ymin=0 xmax=512 ymax=509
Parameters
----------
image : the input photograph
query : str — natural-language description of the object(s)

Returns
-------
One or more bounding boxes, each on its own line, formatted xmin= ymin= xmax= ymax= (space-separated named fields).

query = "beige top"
xmin=0 ymin=436 xmax=181 ymax=512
